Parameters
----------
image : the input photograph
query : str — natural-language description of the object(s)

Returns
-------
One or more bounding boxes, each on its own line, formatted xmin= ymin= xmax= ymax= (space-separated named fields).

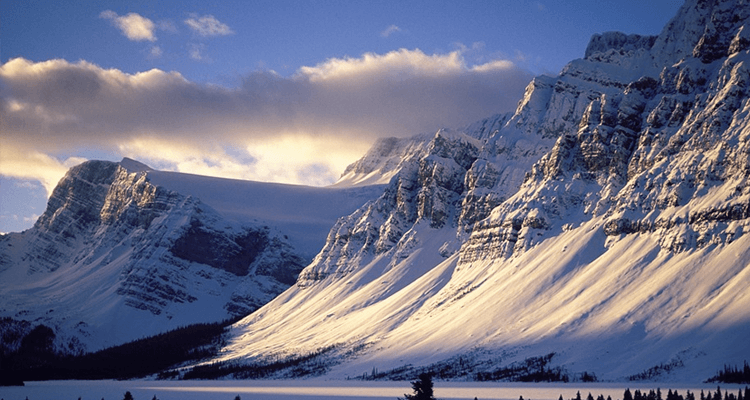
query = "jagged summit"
xmin=584 ymin=32 xmax=657 ymax=60
xmin=119 ymin=157 xmax=152 ymax=172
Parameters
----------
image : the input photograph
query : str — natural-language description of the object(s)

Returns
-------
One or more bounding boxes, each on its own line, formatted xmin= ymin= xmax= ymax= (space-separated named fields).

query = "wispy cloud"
xmin=184 ymin=14 xmax=234 ymax=37
xmin=157 ymin=19 xmax=179 ymax=33
xmin=380 ymin=24 xmax=402 ymax=38
xmin=0 ymin=50 xmax=532 ymax=191
xmin=100 ymin=10 xmax=157 ymax=42
xmin=150 ymin=45 xmax=163 ymax=58
xmin=188 ymin=43 xmax=207 ymax=60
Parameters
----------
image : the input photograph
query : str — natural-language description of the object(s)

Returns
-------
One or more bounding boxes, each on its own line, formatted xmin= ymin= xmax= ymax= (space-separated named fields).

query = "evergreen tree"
xmin=625 ymin=388 xmax=634 ymax=400
xmin=401 ymin=373 xmax=436 ymax=400
xmin=587 ymin=392 xmax=594 ymax=400
xmin=575 ymin=391 xmax=582 ymax=400
xmin=123 ymin=392 xmax=134 ymax=400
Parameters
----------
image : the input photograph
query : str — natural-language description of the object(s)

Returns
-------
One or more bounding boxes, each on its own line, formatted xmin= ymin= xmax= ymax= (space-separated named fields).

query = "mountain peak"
xmin=584 ymin=32 xmax=657 ymax=60
xmin=119 ymin=157 xmax=152 ymax=172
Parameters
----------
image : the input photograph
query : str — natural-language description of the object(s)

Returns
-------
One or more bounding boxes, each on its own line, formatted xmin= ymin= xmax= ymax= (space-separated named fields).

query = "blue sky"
xmin=0 ymin=0 xmax=682 ymax=233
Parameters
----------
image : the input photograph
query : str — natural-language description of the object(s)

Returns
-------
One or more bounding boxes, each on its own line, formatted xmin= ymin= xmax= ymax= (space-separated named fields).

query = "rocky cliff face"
xmin=298 ymin=129 xmax=482 ymax=285
xmin=461 ymin=0 xmax=750 ymax=262
xmin=0 ymin=159 xmax=307 ymax=352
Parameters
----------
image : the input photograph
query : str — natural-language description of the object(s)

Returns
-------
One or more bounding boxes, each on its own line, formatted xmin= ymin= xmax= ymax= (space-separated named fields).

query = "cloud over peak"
xmin=100 ymin=10 xmax=157 ymax=42
xmin=1 ymin=49 xmax=532 ymax=193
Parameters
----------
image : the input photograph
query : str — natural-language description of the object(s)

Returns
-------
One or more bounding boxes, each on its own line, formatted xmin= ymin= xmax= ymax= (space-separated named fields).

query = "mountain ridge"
xmin=210 ymin=0 xmax=750 ymax=382
xmin=2 ymin=0 xmax=749 ymax=383
xmin=0 ymin=159 xmax=381 ymax=353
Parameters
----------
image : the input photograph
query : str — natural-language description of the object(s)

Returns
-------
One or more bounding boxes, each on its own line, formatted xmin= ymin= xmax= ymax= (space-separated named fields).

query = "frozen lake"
xmin=0 ymin=380 xmax=742 ymax=400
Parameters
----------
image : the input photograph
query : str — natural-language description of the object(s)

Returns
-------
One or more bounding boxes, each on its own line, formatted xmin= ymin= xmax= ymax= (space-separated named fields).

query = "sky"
xmin=0 ymin=0 xmax=683 ymax=233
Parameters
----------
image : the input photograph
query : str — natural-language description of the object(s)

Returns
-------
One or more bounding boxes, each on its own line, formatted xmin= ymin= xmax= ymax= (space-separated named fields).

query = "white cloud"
xmin=0 ymin=141 xmax=86 ymax=196
xmin=184 ymin=14 xmax=234 ymax=37
xmin=23 ymin=214 xmax=40 ymax=223
xmin=100 ymin=10 xmax=157 ymax=42
xmin=0 ymin=51 xmax=533 ymax=190
xmin=150 ymin=45 xmax=163 ymax=57
xmin=381 ymin=24 xmax=402 ymax=38
xmin=188 ymin=43 xmax=207 ymax=61
xmin=157 ymin=19 xmax=178 ymax=33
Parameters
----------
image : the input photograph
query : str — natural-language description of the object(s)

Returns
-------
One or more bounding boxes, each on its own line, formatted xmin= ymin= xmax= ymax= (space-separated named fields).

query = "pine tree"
xmin=401 ymin=373 xmax=436 ymax=400
xmin=123 ymin=392 xmax=134 ymax=400
xmin=575 ymin=391 xmax=582 ymax=400
xmin=625 ymin=388 xmax=634 ymax=400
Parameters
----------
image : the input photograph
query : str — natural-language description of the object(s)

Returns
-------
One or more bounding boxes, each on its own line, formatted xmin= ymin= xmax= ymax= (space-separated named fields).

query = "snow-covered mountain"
xmin=209 ymin=0 xmax=750 ymax=382
xmin=0 ymin=158 xmax=382 ymax=353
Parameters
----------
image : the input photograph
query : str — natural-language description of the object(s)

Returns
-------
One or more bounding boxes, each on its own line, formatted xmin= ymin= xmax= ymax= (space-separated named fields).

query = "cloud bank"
xmin=0 ymin=49 xmax=533 ymax=193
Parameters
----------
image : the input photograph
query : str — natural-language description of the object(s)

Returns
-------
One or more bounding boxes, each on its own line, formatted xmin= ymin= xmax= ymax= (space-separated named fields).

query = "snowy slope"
xmin=0 ymin=159 xmax=381 ymax=352
xmin=212 ymin=0 xmax=750 ymax=382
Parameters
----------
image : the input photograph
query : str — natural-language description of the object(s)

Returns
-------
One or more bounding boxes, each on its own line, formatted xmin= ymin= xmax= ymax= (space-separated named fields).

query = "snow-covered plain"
xmin=1 ymin=380 xmax=744 ymax=400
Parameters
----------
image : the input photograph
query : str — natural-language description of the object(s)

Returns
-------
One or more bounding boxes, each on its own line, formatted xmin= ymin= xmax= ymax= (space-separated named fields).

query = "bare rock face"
xmin=460 ymin=0 xmax=750 ymax=263
xmin=298 ymin=130 xmax=481 ymax=285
